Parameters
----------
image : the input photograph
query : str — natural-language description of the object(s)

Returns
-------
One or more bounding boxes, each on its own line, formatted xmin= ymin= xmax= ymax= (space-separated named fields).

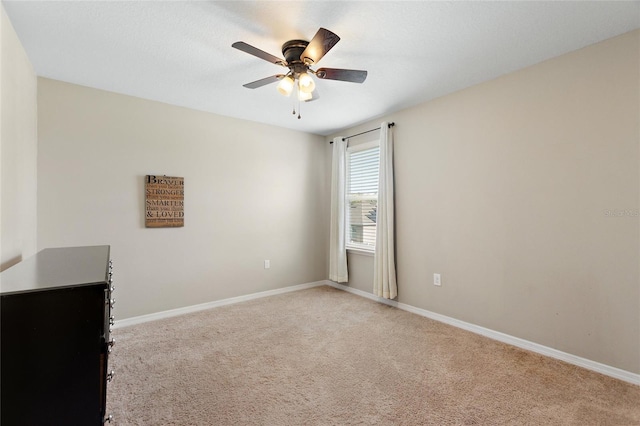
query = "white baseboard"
xmin=113 ymin=280 xmax=326 ymax=329
xmin=113 ymin=278 xmax=639 ymax=386
xmin=324 ymin=280 xmax=640 ymax=386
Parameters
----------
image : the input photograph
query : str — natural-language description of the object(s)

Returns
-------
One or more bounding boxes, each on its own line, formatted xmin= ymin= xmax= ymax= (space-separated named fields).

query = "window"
xmin=346 ymin=141 xmax=380 ymax=253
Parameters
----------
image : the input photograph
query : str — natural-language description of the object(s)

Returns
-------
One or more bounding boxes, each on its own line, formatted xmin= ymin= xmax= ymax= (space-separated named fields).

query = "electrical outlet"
xmin=264 ymin=260 xmax=270 ymax=269
xmin=433 ymin=273 xmax=441 ymax=286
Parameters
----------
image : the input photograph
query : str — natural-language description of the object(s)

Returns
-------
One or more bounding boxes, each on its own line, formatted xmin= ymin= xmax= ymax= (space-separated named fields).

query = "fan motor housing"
xmin=282 ymin=40 xmax=309 ymax=65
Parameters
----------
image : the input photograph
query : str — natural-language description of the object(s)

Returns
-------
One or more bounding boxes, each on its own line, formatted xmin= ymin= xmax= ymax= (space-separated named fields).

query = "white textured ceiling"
xmin=4 ymin=1 xmax=640 ymax=136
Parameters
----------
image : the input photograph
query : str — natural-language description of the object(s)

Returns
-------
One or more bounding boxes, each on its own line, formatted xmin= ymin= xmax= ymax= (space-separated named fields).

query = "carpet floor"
xmin=106 ymin=286 xmax=640 ymax=425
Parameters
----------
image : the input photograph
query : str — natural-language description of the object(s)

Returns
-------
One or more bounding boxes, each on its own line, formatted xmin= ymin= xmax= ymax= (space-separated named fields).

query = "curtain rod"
xmin=329 ymin=122 xmax=395 ymax=144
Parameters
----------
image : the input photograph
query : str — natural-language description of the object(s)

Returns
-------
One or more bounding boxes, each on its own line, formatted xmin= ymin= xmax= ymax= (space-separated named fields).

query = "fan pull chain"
xmin=290 ymin=82 xmax=301 ymax=119
xmin=296 ymin=83 xmax=301 ymax=119
xmin=292 ymin=83 xmax=297 ymax=116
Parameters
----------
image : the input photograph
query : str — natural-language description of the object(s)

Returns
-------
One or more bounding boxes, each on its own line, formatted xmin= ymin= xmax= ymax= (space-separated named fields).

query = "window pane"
xmin=346 ymin=144 xmax=379 ymax=251
xmin=348 ymin=199 xmax=377 ymax=248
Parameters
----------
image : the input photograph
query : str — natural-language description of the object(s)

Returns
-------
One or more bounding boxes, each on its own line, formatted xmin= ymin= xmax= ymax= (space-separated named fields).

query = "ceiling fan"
xmin=232 ymin=28 xmax=367 ymax=116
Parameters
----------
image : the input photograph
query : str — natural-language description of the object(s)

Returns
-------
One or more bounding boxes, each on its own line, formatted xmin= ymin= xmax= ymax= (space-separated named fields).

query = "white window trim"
xmin=345 ymin=139 xmax=380 ymax=254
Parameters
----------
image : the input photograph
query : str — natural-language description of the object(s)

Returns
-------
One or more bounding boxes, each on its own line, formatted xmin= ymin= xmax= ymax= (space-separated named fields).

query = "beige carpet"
xmin=106 ymin=286 xmax=640 ymax=425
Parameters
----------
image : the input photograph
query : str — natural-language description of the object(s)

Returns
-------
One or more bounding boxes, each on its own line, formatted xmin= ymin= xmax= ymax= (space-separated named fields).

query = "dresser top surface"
xmin=0 ymin=246 xmax=110 ymax=296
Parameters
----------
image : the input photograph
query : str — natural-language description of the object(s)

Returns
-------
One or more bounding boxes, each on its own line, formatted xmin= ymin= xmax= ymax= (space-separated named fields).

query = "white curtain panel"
xmin=329 ymin=136 xmax=348 ymax=283
xmin=373 ymin=122 xmax=398 ymax=299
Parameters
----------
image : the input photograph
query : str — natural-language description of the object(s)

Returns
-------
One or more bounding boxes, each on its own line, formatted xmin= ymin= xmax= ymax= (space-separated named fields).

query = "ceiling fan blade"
xmin=300 ymin=28 xmax=340 ymax=65
xmin=243 ymin=75 xmax=285 ymax=89
xmin=232 ymin=42 xmax=286 ymax=66
xmin=315 ymin=68 xmax=367 ymax=83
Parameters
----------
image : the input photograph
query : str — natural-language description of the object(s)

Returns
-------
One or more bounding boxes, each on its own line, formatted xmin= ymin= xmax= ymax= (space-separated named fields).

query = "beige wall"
xmin=0 ymin=6 xmax=38 ymax=271
xmin=37 ymin=78 xmax=327 ymax=319
xmin=327 ymin=30 xmax=640 ymax=374
xmin=12 ymin=9 xmax=638 ymax=375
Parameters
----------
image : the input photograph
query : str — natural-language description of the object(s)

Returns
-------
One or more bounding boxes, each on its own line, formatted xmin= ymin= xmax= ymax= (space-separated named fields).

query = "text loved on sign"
xmin=145 ymin=175 xmax=184 ymax=228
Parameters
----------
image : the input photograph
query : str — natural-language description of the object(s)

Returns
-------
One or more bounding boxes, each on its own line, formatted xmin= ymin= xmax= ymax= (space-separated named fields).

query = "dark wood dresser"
xmin=1 ymin=246 xmax=115 ymax=425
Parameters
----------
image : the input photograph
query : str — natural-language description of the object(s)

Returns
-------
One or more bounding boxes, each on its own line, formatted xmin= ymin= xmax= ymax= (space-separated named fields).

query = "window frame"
xmin=345 ymin=140 xmax=380 ymax=255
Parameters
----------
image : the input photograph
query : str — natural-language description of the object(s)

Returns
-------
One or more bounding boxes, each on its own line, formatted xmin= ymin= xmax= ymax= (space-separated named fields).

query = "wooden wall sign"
xmin=145 ymin=175 xmax=184 ymax=228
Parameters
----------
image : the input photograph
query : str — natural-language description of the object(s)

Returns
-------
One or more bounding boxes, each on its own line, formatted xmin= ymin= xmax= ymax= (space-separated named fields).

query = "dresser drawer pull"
xmin=109 ymin=315 xmax=115 ymax=326
xmin=109 ymin=298 xmax=115 ymax=307
xmin=107 ymin=370 xmax=115 ymax=382
xmin=104 ymin=414 xmax=113 ymax=423
xmin=108 ymin=338 xmax=115 ymax=348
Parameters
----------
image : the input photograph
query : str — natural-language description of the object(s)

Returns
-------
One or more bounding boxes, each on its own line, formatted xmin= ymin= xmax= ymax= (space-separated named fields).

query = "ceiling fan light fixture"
xmin=277 ymin=75 xmax=294 ymax=96
xmin=298 ymin=90 xmax=313 ymax=102
xmin=298 ymin=72 xmax=315 ymax=93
